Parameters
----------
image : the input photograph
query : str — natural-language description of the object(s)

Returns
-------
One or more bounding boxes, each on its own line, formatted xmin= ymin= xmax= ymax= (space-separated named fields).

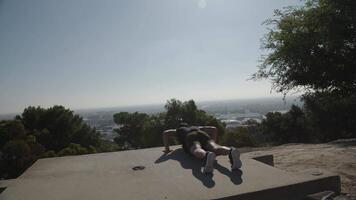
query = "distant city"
xmin=76 ymin=96 xmax=302 ymax=141
xmin=0 ymin=96 xmax=302 ymax=141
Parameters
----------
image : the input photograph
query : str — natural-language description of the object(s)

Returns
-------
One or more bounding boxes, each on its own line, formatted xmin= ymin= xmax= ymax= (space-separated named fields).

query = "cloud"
xmin=198 ymin=0 xmax=207 ymax=8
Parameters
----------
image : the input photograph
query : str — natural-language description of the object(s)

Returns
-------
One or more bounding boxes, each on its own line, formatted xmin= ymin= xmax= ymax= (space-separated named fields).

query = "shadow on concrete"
xmin=215 ymin=162 xmax=243 ymax=185
xmin=155 ymin=148 xmax=243 ymax=188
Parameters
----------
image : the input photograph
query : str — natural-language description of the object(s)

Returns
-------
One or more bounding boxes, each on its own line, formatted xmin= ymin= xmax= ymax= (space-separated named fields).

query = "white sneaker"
xmin=229 ymin=147 xmax=242 ymax=170
xmin=202 ymin=152 xmax=216 ymax=174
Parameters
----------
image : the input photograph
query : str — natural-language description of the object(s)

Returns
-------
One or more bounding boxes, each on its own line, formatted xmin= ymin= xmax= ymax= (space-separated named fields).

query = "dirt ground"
xmin=242 ymin=139 xmax=356 ymax=196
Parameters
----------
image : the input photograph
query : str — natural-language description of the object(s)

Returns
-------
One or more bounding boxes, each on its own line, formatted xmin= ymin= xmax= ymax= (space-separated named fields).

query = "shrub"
xmin=221 ymin=127 xmax=256 ymax=147
xmin=57 ymin=143 xmax=88 ymax=156
xmin=40 ymin=150 xmax=57 ymax=158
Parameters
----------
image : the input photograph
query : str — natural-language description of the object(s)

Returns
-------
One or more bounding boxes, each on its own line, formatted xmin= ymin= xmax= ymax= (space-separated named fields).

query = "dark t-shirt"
xmin=175 ymin=126 xmax=212 ymax=153
xmin=175 ymin=126 xmax=199 ymax=144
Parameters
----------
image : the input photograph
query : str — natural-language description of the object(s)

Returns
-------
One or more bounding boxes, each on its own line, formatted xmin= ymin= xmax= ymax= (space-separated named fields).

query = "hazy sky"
xmin=0 ymin=0 xmax=302 ymax=114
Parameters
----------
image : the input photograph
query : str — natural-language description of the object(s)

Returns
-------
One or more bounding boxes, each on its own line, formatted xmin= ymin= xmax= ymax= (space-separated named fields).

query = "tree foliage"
xmin=221 ymin=127 xmax=256 ymax=147
xmin=164 ymin=99 xmax=225 ymax=138
xmin=0 ymin=120 xmax=41 ymax=178
xmin=57 ymin=143 xmax=91 ymax=156
xmin=303 ymin=92 xmax=356 ymax=141
xmin=18 ymin=105 xmax=100 ymax=151
xmin=0 ymin=105 xmax=104 ymax=179
xmin=113 ymin=99 xmax=225 ymax=149
xmin=253 ymin=0 xmax=356 ymax=141
xmin=253 ymin=0 xmax=356 ymax=95
xmin=113 ymin=112 xmax=150 ymax=148
xmin=260 ymin=105 xmax=310 ymax=144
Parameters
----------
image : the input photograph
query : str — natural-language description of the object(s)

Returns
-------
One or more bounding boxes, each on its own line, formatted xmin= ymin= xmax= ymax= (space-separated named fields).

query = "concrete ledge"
xmin=219 ymin=174 xmax=340 ymax=200
xmin=0 ymin=146 xmax=341 ymax=200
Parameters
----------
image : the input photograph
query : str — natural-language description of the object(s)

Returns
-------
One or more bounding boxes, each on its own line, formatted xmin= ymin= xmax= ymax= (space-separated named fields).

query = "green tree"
xmin=303 ymin=92 xmax=356 ymax=141
xmin=2 ymin=140 xmax=33 ymax=178
xmin=253 ymin=0 xmax=356 ymax=141
xmin=221 ymin=127 xmax=256 ymax=147
xmin=0 ymin=105 xmax=115 ymax=179
xmin=260 ymin=105 xmax=310 ymax=143
xmin=0 ymin=120 xmax=46 ymax=178
xmin=260 ymin=112 xmax=284 ymax=142
xmin=113 ymin=112 xmax=165 ymax=149
xmin=113 ymin=112 xmax=149 ymax=148
xmin=17 ymin=106 xmax=45 ymax=131
xmin=181 ymin=100 xmax=198 ymax=124
xmin=164 ymin=99 xmax=183 ymax=128
xmin=281 ymin=105 xmax=310 ymax=142
xmin=0 ymin=120 xmax=26 ymax=148
xmin=164 ymin=99 xmax=225 ymax=139
xmin=253 ymin=0 xmax=356 ymax=95
xmin=140 ymin=113 xmax=166 ymax=148
xmin=19 ymin=105 xmax=100 ymax=151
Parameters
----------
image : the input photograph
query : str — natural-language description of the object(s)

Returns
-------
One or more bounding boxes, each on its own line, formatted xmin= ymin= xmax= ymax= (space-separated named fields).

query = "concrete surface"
xmin=0 ymin=146 xmax=340 ymax=200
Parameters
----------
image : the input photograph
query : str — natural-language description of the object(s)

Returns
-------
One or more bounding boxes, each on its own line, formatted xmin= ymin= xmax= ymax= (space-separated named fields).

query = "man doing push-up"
xmin=162 ymin=123 xmax=242 ymax=174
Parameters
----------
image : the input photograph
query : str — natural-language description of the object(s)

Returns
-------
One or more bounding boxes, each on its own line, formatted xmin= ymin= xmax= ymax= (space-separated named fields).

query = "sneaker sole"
xmin=203 ymin=152 xmax=216 ymax=173
xmin=231 ymin=148 xmax=242 ymax=170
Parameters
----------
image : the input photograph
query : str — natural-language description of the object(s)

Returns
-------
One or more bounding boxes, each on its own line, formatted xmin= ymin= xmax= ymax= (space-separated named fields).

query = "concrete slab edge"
xmin=214 ymin=175 xmax=341 ymax=200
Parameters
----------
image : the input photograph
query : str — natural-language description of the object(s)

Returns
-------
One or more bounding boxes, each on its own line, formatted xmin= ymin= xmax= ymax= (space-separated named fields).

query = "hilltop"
xmin=243 ymin=139 xmax=356 ymax=197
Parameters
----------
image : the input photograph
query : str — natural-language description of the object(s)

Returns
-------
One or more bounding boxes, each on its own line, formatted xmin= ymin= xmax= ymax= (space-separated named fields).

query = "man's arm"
xmin=162 ymin=129 xmax=176 ymax=153
xmin=199 ymin=126 xmax=218 ymax=142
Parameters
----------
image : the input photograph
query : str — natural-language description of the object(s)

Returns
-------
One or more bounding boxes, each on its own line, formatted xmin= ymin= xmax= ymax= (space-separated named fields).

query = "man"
xmin=162 ymin=123 xmax=242 ymax=174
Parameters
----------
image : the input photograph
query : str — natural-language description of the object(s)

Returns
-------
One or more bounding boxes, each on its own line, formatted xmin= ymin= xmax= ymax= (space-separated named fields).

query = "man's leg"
xmin=205 ymin=141 xmax=230 ymax=155
xmin=206 ymin=141 xmax=242 ymax=170
xmin=189 ymin=142 xmax=207 ymax=159
xmin=189 ymin=142 xmax=216 ymax=173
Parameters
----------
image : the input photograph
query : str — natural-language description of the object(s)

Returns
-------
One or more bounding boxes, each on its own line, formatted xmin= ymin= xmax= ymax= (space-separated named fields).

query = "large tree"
xmin=113 ymin=112 xmax=149 ymax=148
xmin=18 ymin=105 xmax=100 ymax=151
xmin=254 ymin=0 xmax=356 ymax=141
xmin=253 ymin=0 xmax=356 ymax=95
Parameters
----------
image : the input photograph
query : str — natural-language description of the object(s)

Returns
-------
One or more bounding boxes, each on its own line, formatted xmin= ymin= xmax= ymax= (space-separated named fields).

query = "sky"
xmin=0 ymin=0 xmax=302 ymax=114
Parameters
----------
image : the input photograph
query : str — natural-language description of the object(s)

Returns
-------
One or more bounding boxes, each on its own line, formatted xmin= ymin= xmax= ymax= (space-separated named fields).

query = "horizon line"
xmin=0 ymin=95 xmax=302 ymax=116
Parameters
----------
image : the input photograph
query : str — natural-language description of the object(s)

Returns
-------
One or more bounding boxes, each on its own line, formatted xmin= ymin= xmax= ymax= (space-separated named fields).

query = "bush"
xmin=303 ymin=92 xmax=356 ymax=141
xmin=0 ymin=120 xmax=26 ymax=148
xmin=19 ymin=105 xmax=100 ymax=151
xmin=87 ymin=145 xmax=97 ymax=154
xmin=40 ymin=150 xmax=57 ymax=158
xmin=221 ymin=127 xmax=256 ymax=147
xmin=57 ymin=143 xmax=88 ymax=156
xmin=97 ymin=140 xmax=120 ymax=152
xmin=1 ymin=140 xmax=34 ymax=177
xmin=0 ymin=105 xmax=112 ymax=179
xmin=260 ymin=105 xmax=310 ymax=144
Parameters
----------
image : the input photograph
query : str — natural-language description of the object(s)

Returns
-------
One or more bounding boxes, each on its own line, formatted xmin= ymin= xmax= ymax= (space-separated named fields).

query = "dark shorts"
xmin=183 ymin=130 xmax=212 ymax=154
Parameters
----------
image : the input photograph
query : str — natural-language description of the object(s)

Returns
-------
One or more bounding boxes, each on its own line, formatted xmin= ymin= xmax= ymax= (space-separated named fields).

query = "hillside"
xmin=243 ymin=139 xmax=356 ymax=196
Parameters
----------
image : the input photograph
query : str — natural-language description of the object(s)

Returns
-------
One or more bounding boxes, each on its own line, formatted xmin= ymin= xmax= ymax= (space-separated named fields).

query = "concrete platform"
xmin=0 ymin=146 xmax=340 ymax=200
